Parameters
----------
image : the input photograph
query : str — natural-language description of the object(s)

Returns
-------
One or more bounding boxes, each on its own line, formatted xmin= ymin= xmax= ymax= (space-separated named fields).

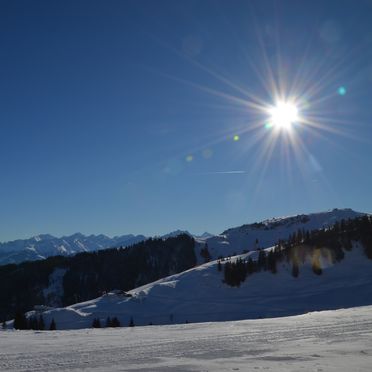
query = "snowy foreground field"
xmin=1 ymin=306 xmax=372 ymax=371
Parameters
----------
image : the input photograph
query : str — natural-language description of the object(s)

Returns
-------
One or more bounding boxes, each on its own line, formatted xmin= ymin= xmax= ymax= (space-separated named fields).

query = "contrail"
xmin=197 ymin=170 xmax=247 ymax=175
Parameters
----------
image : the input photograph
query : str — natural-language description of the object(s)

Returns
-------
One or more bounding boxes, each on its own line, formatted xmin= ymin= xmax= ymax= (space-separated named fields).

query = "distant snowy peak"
xmin=195 ymin=232 xmax=214 ymax=239
xmin=160 ymin=230 xmax=214 ymax=240
xmin=0 ymin=208 xmax=368 ymax=266
xmin=160 ymin=230 xmax=193 ymax=239
xmin=0 ymin=233 xmax=147 ymax=265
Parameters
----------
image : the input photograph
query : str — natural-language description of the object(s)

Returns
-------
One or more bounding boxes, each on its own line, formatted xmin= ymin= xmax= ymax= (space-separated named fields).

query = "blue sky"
xmin=1 ymin=0 xmax=372 ymax=241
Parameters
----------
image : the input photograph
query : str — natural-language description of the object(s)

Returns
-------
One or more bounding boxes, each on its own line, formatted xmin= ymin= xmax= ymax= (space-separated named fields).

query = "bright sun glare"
xmin=268 ymin=101 xmax=299 ymax=130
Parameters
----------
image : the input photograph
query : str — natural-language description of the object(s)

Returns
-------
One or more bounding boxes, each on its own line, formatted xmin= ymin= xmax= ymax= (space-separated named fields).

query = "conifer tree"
xmin=49 ymin=318 xmax=56 ymax=330
xmin=267 ymin=251 xmax=277 ymax=274
xmin=38 ymin=315 xmax=45 ymax=331
xmin=292 ymin=262 xmax=299 ymax=278
xmin=200 ymin=244 xmax=212 ymax=263
xmin=92 ymin=318 xmax=101 ymax=328
xmin=28 ymin=316 xmax=38 ymax=330
xmin=111 ymin=317 xmax=120 ymax=327
xmin=14 ymin=312 xmax=27 ymax=330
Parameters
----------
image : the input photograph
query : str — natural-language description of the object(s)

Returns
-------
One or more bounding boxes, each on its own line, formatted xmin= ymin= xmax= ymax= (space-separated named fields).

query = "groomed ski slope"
xmin=36 ymin=242 xmax=372 ymax=329
xmin=1 ymin=305 xmax=372 ymax=371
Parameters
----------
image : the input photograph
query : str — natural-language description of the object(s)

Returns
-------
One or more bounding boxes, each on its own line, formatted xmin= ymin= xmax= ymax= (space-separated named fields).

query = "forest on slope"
xmin=0 ymin=234 xmax=196 ymax=321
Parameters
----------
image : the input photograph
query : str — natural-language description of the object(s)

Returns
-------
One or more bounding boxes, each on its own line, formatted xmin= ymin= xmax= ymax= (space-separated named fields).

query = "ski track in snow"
xmin=1 ymin=306 xmax=372 ymax=371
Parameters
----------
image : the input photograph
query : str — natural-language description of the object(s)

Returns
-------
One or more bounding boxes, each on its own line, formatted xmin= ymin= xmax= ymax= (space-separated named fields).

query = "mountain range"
xmin=0 ymin=233 xmax=146 ymax=265
xmin=4 ymin=207 xmax=372 ymax=329
xmin=20 ymin=209 xmax=372 ymax=329
xmin=0 ymin=208 xmax=364 ymax=266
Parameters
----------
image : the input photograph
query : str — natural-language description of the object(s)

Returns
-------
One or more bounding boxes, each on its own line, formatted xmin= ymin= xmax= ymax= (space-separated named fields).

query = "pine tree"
xmin=14 ymin=312 xmax=27 ymax=330
xmin=267 ymin=251 xmax=277 ymax=274
xmin=217 ymin=260 xmax=222 ymax=272
xmin=257 ymin=250 xmax=266 ymax=271
xmin=28 ymin=316 xmax=38 ymax=330
xmin=38 ymin=315 xmax=45 ymax=331
xmin=200 ymin=244 xmax=212 ymax=263
xmin=92 ymin=318 xmax=101 ymax=328
xmin=129 ymin=317 xmax=135 ymax=327
xmin=49 ymin=318 xmax=56 ymax=331
xmin=106 ymin=317 xmax=112 ymax=327
xmin=111 ymin=317 xmax=120 ymax=327
xmin=291 ymin=262 xmax=299 ymax=278
xmin=246 ymin=257 xmax=255 ymax=275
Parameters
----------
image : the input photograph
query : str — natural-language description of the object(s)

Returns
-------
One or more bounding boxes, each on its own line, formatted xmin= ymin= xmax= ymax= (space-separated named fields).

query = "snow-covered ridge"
xmin=0 ymin=233 xmax=147 ymax=265
xmin=31 ymin=239 xmax=372 ymax=330
xmin=197 ymin=208 xmax=367 ymax=261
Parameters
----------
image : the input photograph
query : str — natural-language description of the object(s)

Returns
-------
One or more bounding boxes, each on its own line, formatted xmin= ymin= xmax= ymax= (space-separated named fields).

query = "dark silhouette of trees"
xmin=291 ymin=262 xmax=299 ymax=278
xmin=0 ymin=234 xmax=196 ymax=322
xmin=38 ymin=315 xmax=45 ymax=330
xmin=49 ymin=318 xmax=56 ymax=330
xmin=92 ymin=318 xmax=101 ymax=328
xmin=222 ymin=215 xmax=372 ymax=286
xmin=111 ymin=317 xmax=120 ymax=327
xmin=200 ymin=244 xmax=212 ymax=263
xmin=13 ymin=312 xmax=27 ymax=330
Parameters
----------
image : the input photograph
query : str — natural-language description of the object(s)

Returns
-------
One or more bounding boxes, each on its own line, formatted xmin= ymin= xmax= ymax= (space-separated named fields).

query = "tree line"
xmin=13 ymin=313 xmax=56 ymax=330
xmin=92 ymin=316 xmax=135 ymax=328
xmin=222 ymin=215 xmax=372 ymax=287
xmin=0 ymin=234 xmax=196 ymax=321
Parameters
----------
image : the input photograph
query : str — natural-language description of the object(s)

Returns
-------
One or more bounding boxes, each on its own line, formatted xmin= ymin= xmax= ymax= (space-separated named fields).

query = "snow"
xmin=33 ymin=242 xmax=372 ymax=330
xmin=0 ymin=233 xmax=147 ymax=265
xmin=197 ymin=208 xmax=367 ymax=261
xmin=1 ymin=305 xmax=372 ymax=371
xmin=42 ymin=268 xmax=67 ymax=307
xmin=0 ymin=208 xmax=366 ymax=265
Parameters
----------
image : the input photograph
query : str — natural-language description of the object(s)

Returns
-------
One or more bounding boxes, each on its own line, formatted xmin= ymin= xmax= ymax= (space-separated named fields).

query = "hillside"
xmin=196 ymin=208 xmax=366 ymax=261
xmin=0 ymin=234 xmax=196 ymax=321
xmin=30 ymin=216 xmax=372 ymax=329
xmin=4 ymin=209 xmax=370 ymax=327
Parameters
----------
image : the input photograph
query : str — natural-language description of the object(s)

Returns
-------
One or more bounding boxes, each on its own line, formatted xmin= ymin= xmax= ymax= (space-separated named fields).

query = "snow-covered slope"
xmin=196 ymin=208 xmax=367 ymax=261
xmin=2 ymin=306 xmax=372 ymax=371
xmin=34 ymin=240 xmax=372 ymax=330
xmin=0 ymin=233 xmax=146 ymax=265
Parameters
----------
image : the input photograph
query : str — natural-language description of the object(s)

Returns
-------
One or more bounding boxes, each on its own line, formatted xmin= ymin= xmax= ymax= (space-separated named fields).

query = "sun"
xmin=268 ymin=101 xmax=299 ymax=130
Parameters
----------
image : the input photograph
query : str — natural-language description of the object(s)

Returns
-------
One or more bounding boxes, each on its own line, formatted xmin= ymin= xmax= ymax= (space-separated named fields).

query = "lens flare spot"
xmin=337 ymin=86 xmax=347 ymax=96
xmin=233 ymin=135 xmax=240 ymax=141
xmin=185 ymin=155 xmax=193 ymax=162
xmin=264 ymin=122 xmax=273 ymax=129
